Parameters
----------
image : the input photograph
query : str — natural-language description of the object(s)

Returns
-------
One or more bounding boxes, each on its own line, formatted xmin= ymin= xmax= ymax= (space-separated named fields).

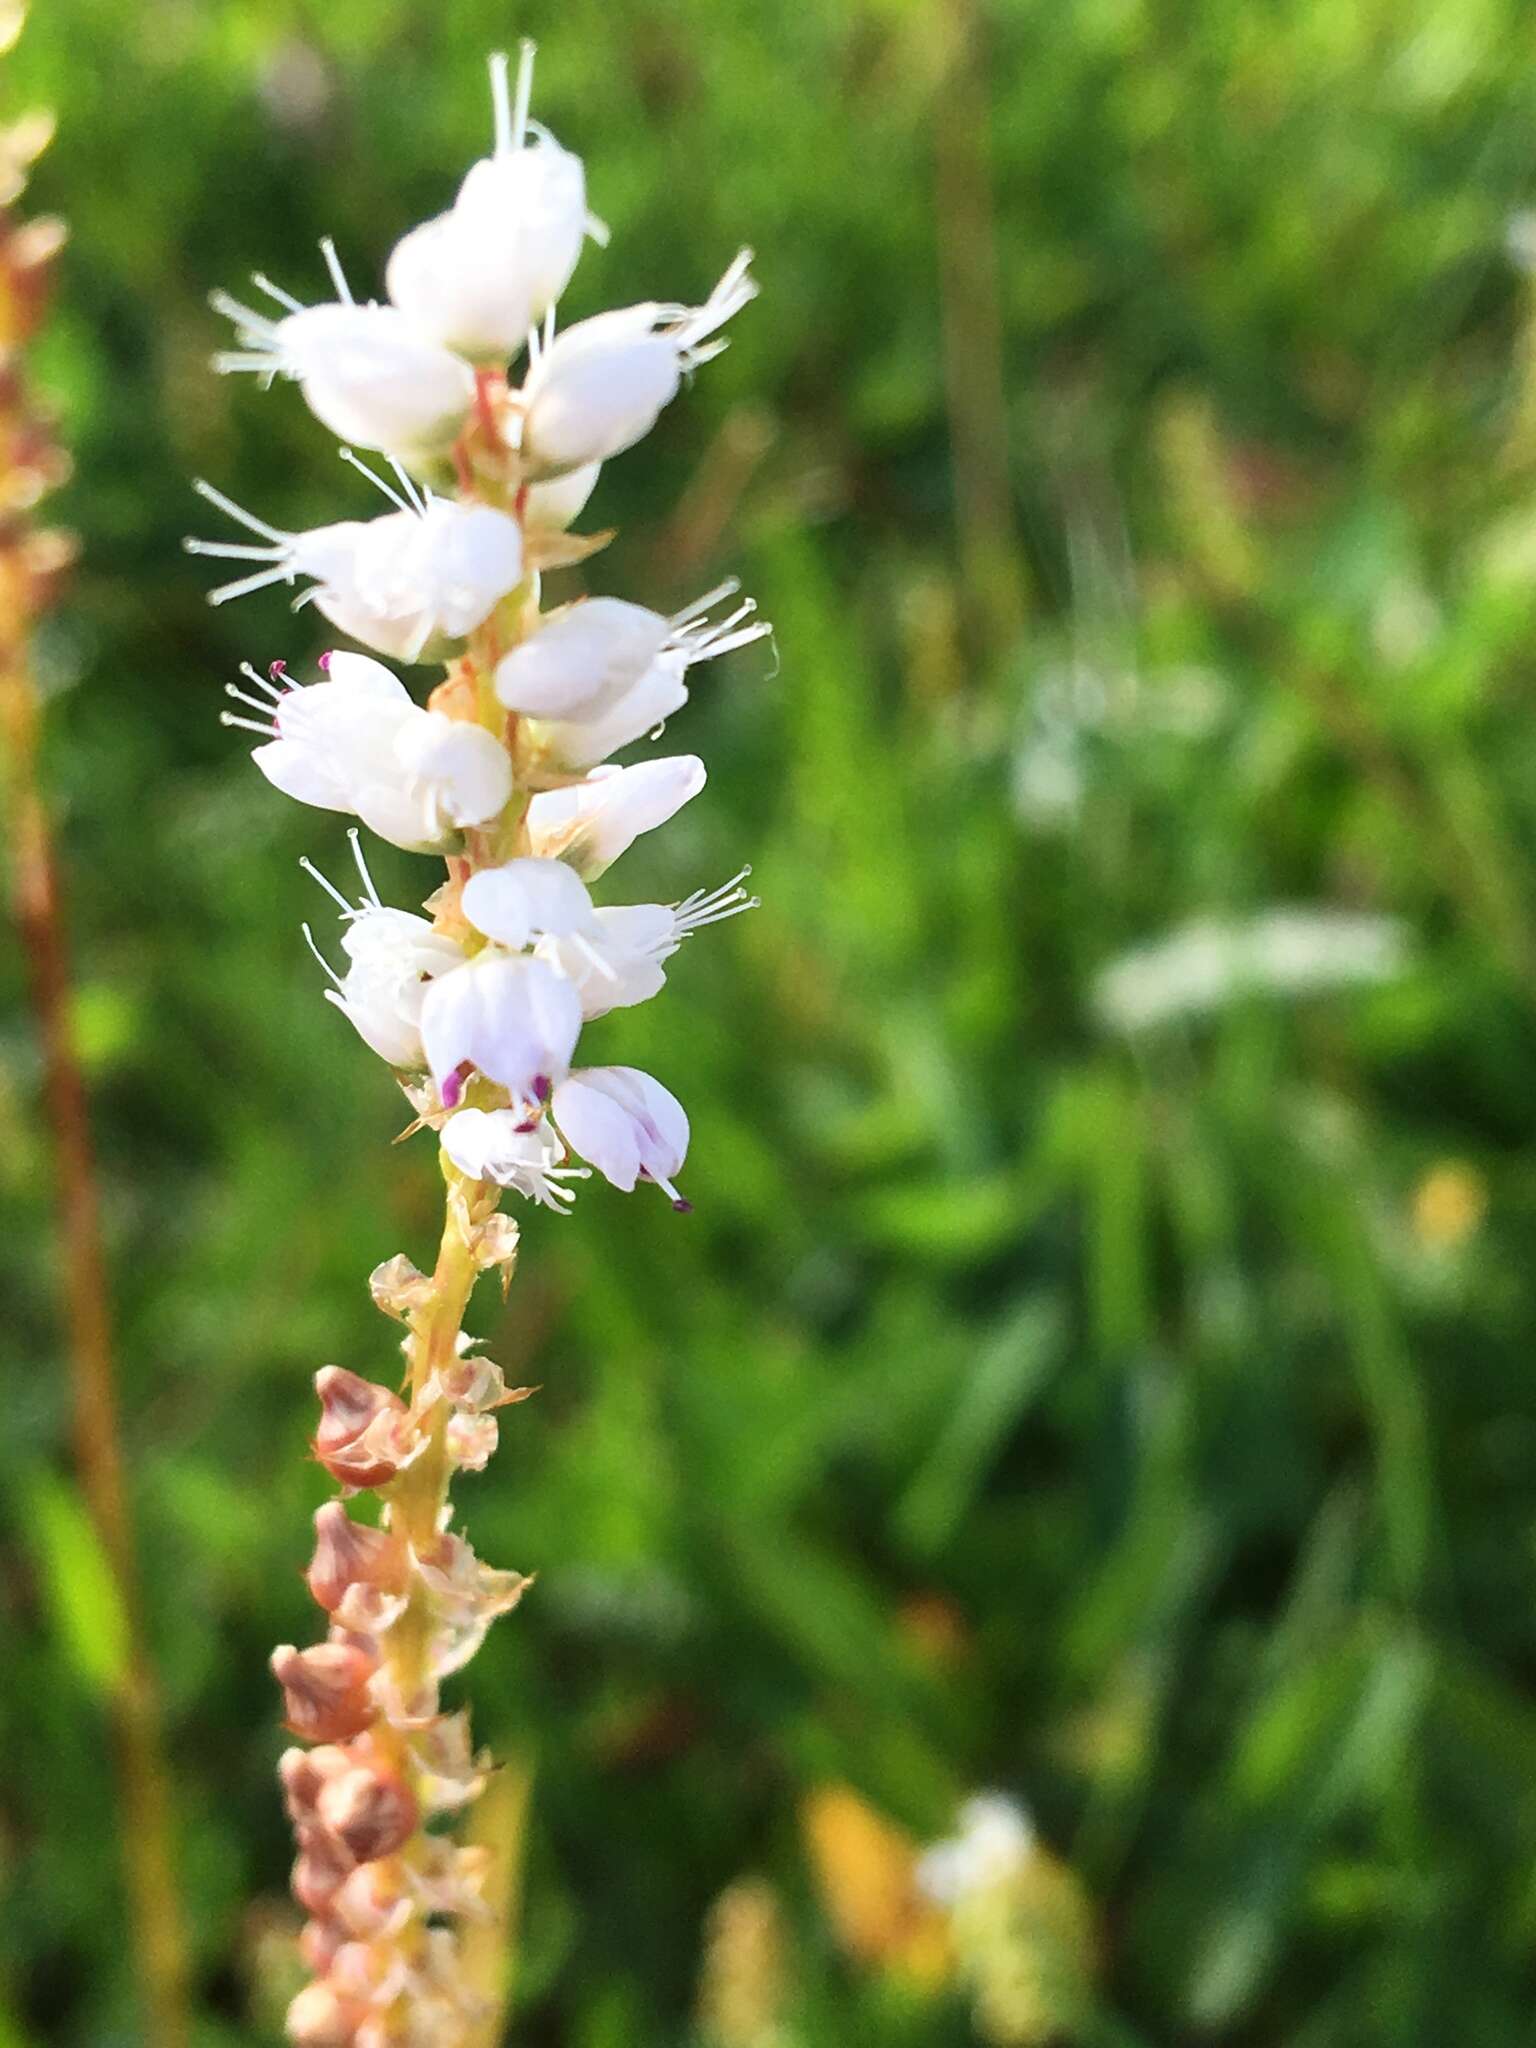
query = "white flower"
xmin=439 ymin=1107 xmax=587 ymax=1211
xmin=419 ymin=952 xmax=582 ymax=1110
xmin=186 ymin=471 xmax=524 ymax=664
xmin=222 ymin=651 xmax=512 ymax=852
xmin=916 ymin=1796 xmax=1036 ymax=1908
xmin=535 ymin=869 xmax=756 ymax=1018
xmin=550 ymin=1065 xmax=690 ymax=1208
xmin=525 ymin=755 xmax=706 ymax=878
xmin=516 ymin=249 xmax=757 ymax=474
xmin=213 ymin=244 xmax=475 ymax=464
xmin=301 ymin=836 xmax=466 ymax=1068
xmin=386 ymin=49 xmax=594 ymax=360
xmin=461 ymin=856 xmax=601 ymax=949
xmin=495 ymin=581 xmax=768 ymax=767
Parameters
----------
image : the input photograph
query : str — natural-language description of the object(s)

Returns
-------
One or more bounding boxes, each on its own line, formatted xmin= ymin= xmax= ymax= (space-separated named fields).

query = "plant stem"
xmin=0 ymin=628 xmax=192 ymax=2048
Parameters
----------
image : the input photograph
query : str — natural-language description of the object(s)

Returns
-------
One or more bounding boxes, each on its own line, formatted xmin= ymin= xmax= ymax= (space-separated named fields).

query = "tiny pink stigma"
xmin=673 ymin=1197 xmax=694 ymax=1214
xmin=440 ymin=1062 xmax=473 ymax=1111
xmin=532 ymin=1073 xmax=551 ymax=1103
xmin=317 ymin=649 xmax=333 ymax=674
xmin=268 ymin=658 xmax=287 ymax=682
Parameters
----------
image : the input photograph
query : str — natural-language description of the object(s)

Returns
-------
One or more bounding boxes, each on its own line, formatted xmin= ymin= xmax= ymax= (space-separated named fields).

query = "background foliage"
xmin=6 ymin=0 xmax=1536 ymax=2041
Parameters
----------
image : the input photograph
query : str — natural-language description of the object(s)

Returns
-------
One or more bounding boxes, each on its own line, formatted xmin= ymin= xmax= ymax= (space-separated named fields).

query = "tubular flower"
xmin=203 ymin=41 xmax=773 ymax=2046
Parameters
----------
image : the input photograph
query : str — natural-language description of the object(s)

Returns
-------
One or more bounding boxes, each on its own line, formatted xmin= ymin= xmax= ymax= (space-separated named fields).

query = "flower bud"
xmin=298 ymin=1917 xmax=344 ymax=1976
xmin=278 ymin=1742 xmax=354 ymax=1825
xmin=271 ymin=1641 xmax=378 ymax=1742
xmin=285 ymin=1979 xmax=367 ymax=2048
xmin=445 ymin=1411 xmax=498 ymax=1471
xmin=314 ymin=1367 xmax=411 ymax=1490
xmin=526 ymin=755 xmax=706 ymax=879
xmin=306 ymin=1503 xmax=405 ymax=1614
xmin=368 ymin=1253 xmax=433 ymax=1322
xmin=333 ymin=1857 xmax=411 ymax=1939
xmin=291 ymin=1824 xmax=355 ymax=1916
xmin=317 ymin=1763 xmax=419 ymax=1864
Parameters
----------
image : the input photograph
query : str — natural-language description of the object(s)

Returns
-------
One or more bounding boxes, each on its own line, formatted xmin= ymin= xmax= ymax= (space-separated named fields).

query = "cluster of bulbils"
xmin=197 ymin=46 xmax=768 ymax=2048
xmin=193 ymin=45 xmax=768 ymax=1224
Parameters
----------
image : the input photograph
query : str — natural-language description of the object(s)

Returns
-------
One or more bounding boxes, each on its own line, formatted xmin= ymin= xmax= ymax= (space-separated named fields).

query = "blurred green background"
xmin=8 ymin=0 xmax=1536 ymax=2041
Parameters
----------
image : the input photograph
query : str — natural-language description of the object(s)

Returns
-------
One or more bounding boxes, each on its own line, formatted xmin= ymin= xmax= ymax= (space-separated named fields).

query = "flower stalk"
xmin=197 ymin=44 xmax=768 ymax=2044
xmin=0 ymin=52 xmax=192 ymax=2048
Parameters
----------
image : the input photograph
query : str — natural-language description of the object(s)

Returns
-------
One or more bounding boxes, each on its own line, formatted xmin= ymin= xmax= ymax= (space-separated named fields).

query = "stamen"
xmin=511 ymin=40 xmax=536 ymax=153
xmin=251 ymin=271 xmax=305 ymax=314
xmin=301 ymin=921 xmax=345 ymax=989
xmin=203 ymin=562 xmax=300 ymax=604
xmin=209 ymin=288 xmax=279 ymax=339
xmin=224 ymin=681 xmax=281 ymax=718
xmin=571 ymin=932 xmax=619 ymax=982
xmin=299 ymin=858 xmax=355 ymax=918
xmin=242 ymin=661 xmax=287 ymax=699
xmin=220 ymin=710 xmax=278 ymax=736
xmin=318 ymin=236 xmax=353 ymax=305
xmin=339 ymin=446 xmax=412 ymax=515
xmin=347 ymin=828 xmax=382 ymax=909
xmin=670 ymin=579 xmax=739 ymax=630
xmin=183 ymin=537 xmax=286 ymax=563
xmin=386 ymin=456 xmax=428 ymax=516
xmin=191 ymin=477 xmax=292 ymax=543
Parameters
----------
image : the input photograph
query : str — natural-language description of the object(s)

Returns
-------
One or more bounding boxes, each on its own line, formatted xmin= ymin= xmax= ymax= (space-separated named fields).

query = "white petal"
xmin=419 ymin=953 xmax=582 ymax=1101
xmin=493 ymin=598 xmax=670 ymax=719
xmin=251 ymin=737 xmax=353 ymax=812
xmin=523 ymin=461 xmax=601 ymax=533
xmin=461 ymin=857 xmax=598 ymax=949
xmin=525 ymin=756 xmax=706 ymax=877
xmin=275 ymin=303 xmax=476 ymax=460
xmin=392 ymin=712 xmax=513 ymax=830
xmin=535 ymin=654 xmax=689 ymax=769
xmin=552 ymin=1065 xmax=688 ymax=1193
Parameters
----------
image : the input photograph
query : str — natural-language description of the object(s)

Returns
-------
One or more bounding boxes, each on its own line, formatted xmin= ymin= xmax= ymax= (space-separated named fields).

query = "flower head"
xmin=188 ymin=467 xmax=525 ymax=665
xmin=526 ymin=754 xmax=706 ymax=877
xmin=302 ymin=835 xmax=467 ymax=1068
xmin=550 ymin=1065 xmax=691 ymax=1207
xmin=223 ymin=651 xmax=511 ymax=852
xmin=516 ymin=249 xmax=757 ymax=473
xmin=440 ymin=1107 xmax=587 ymax=1210
xmin=386 ymin=48 xmax=596 ymax=360
xmin=212 ymin=242 xmax=475 ymax=465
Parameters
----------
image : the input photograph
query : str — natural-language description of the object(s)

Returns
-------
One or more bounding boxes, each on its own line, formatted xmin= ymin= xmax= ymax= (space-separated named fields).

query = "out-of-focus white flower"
xmin=535 ymin=869 xmax=756 ymax=1018
xmin=301 ymin=834 xmax=466 ymax=1068
xmin=387 ymin=49 xmax=596 ymax=360
xmin=439 ymin=1106 xmax=587 ymax=1210
xmin=222 ymin=651 xmax=512 ymax=852
xmin=461 ymin=856 xmax=600 ymax=949
xmin=516 ymin=250 xmax=756 ymax=474
xmin=550 ymin=1065 xmax=690 ymax=1208
xmin=419 ymin=952 xmax=582 ymax=1110
xmin=1093 ymin=907 xmax=1411 ymax=1036
xmin=916 ymin=1795 xmax=1036 ymax=1908
xmin=525 ymin=755 xmax=706 ymax=877
xmin=496 ymin=582 xmax=769 ymax=768
xmin=213 ymin=245 xmax=475 ymax=464
xmin=186 ymin=469 xmax=524 ymax=664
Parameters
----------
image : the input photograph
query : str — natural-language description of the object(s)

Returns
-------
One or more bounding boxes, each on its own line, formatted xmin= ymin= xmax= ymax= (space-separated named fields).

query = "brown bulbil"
xmin=285 ymin=1979 xmax=366 ymax=2048
xmin=313 ymin=1366 xmax=410 ymax=1490
xmin=306 ymin=1502 xmax=405 ymax=1613
xmin=317 ymin=1762 xmax=419 ymax=1864
xmin=271 ymin=1641 xmax=377 ymax=1742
